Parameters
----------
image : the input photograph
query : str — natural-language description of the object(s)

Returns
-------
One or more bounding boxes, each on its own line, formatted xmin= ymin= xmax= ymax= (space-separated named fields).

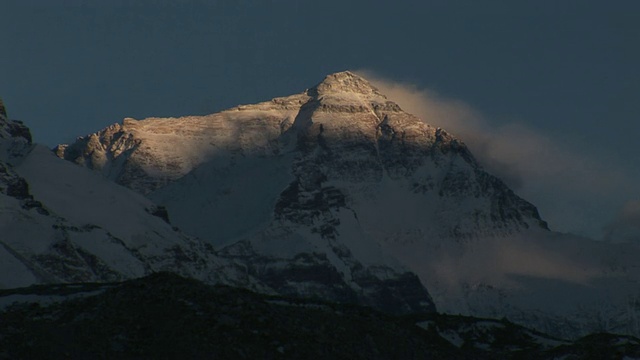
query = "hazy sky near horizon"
xmin=1 ymin=1 xmax=639 ymax=238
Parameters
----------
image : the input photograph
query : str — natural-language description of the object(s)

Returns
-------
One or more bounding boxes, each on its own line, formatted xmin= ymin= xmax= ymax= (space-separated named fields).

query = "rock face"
xmin=0 ymin=99 xmax=31 ymax=163
xmin=0 ymin=98 xmax=34 ymax=202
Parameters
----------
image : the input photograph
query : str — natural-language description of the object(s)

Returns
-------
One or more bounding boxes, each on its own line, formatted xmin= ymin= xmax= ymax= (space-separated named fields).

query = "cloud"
xmin=604 ymin=200 xmax=640 ymax=243
xmin=429 ymin=234 xmax=599 ymax=291
xmin=356 ymin=70 xmax=638 ymax=238
xmin=618 ymin=201 xmax=640 ymax=229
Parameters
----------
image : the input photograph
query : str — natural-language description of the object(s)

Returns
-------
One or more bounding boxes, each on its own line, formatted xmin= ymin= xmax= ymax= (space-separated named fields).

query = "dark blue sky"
xmin=2 ymin=0 xmax=639 ymax=237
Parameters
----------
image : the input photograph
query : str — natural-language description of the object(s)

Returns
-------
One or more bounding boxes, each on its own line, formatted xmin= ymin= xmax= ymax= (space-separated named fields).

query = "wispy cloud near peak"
xmin=356 ymin=69 xmax=637 ymax=238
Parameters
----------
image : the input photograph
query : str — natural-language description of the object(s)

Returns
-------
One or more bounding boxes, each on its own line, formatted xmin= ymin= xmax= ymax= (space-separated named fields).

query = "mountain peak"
xmin=0 ymin=99 xmax=33 ymax=160
xmin=310 ymin=71 xmax=385 ymax=98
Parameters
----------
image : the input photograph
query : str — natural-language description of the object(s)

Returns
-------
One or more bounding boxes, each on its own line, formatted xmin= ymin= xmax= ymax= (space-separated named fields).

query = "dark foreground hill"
xmin=1 ymin=273 xmax=639 ymax=360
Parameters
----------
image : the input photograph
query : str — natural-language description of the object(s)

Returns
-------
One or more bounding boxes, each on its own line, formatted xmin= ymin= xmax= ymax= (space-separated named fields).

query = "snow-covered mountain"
xmin=0 ymin=96 xmax=433 ymax=314
xmin=41 ymin=71 xmax=640 ymax=338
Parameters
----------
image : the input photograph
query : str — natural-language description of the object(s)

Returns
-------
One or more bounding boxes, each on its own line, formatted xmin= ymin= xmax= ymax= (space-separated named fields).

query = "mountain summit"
xmin=309 ymin=71 xmax=388 ymax=97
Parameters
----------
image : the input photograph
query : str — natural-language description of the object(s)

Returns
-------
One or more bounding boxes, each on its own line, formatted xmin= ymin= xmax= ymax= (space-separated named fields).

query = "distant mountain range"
xmin=2 ymin=72 xmax=640 ymax=342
